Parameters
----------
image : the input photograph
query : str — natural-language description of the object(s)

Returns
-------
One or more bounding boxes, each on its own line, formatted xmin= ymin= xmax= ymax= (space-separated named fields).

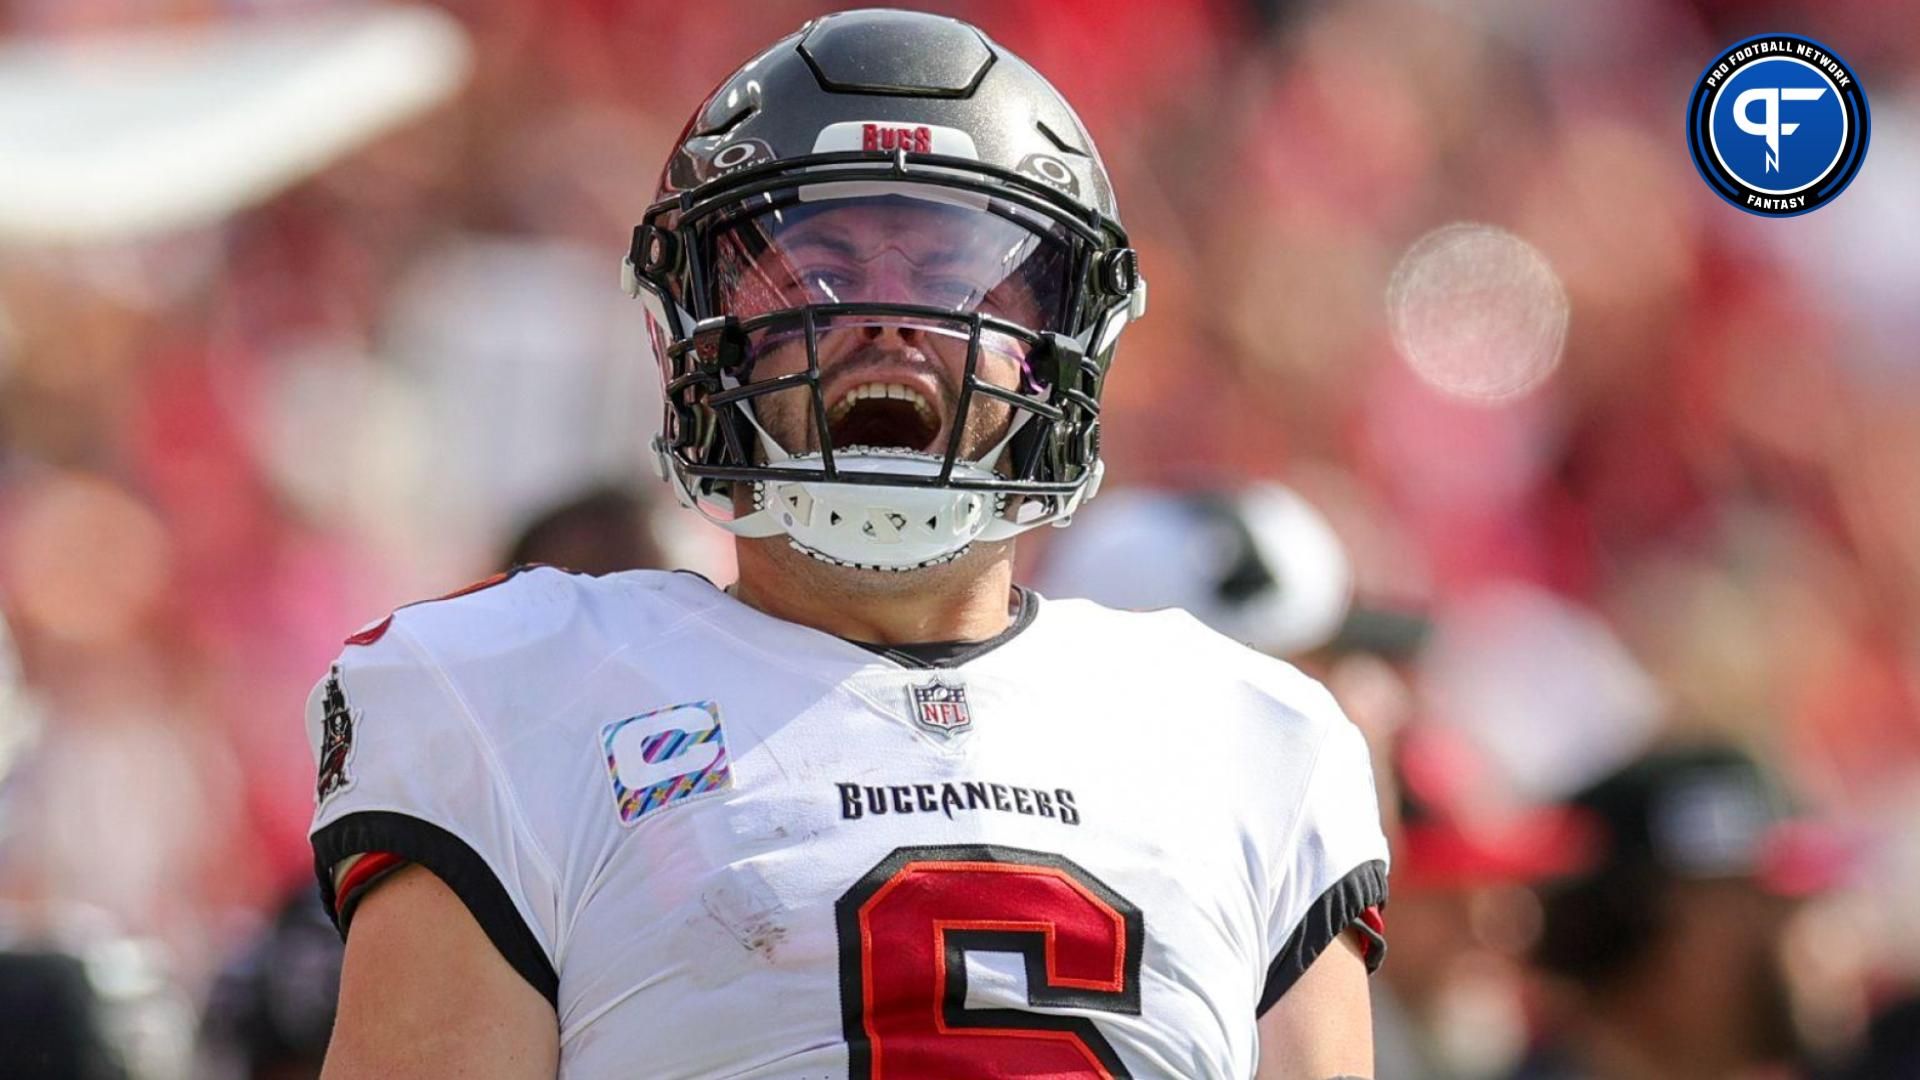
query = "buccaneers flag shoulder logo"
xmin=316 ymin=669 xmax=356 ymax=805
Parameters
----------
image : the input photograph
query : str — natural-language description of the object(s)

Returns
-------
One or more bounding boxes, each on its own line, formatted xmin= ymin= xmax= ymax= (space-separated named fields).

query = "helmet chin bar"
xmin=702 ymin=413 xmax=1076 ymax=572
xmin=752 ymin=452 xmax=1003 ymax=571
xmin=653 ymin=398 xmax=1101 ymax=571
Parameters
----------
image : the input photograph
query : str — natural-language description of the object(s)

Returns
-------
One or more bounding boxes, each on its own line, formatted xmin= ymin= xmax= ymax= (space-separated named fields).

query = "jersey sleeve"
xmin=1257 ymin=708 xmax=1390 ymax=1015
xmin=305 ymin=617 xmax=560 ymax=1007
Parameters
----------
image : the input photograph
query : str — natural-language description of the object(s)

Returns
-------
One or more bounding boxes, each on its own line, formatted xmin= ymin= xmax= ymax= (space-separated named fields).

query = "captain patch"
xmin=602 ymin=701 xmax=732 ymax=825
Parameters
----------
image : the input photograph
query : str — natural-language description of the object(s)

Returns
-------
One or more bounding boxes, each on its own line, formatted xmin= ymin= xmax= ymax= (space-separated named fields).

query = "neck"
xmin=731 ymin=537 xmax=1018 ymax=645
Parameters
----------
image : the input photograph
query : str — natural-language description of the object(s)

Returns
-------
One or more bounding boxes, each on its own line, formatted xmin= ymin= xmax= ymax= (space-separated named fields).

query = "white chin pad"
xmin=755 ymin=450 xmax=1002 ymax=571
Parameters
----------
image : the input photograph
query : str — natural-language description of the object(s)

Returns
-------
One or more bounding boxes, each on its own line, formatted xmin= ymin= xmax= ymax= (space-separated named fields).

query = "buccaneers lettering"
xmin=836 ymin=780 xmax=1079 ymax=825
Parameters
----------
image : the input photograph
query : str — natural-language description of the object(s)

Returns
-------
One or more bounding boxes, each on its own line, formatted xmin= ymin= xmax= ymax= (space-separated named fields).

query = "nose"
xmin=856 ymin=252 xmax=928 ymax=345
xmin=855 ymin=248 xmax=922 ymax=306
xmin=859 ymin=321 xmax=921 ymax=345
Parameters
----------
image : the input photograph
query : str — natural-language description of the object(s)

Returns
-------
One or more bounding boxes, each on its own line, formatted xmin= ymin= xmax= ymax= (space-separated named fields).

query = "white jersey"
xmin=306 ymin=567 xmax=1388 ymax=1079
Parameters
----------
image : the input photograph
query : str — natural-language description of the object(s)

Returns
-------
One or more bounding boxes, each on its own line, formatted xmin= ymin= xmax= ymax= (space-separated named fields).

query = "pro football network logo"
xmin=908 ymin=678 xmax=972 ymax=737
xmin=1687 ymin=34 xmax=1869 ymax=217
xmin=601 ymin=701 xmax=732 ymax=826
xmin=315 ymin=669 xmax=356 ymax=806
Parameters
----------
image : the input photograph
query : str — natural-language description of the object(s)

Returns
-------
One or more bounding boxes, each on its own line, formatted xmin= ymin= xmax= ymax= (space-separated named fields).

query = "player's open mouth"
xmin=826 ymin=381 xmax=944 ymax=453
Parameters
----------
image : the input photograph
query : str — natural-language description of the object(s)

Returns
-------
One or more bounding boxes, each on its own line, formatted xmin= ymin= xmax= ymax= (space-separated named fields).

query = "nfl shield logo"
xmin=908 ymin=678 xmax=972 ymax=737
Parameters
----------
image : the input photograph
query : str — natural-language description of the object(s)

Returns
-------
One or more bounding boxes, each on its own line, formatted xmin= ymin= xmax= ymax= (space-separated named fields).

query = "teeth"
xmin=828 ymin=382 xmax=938 ymax=426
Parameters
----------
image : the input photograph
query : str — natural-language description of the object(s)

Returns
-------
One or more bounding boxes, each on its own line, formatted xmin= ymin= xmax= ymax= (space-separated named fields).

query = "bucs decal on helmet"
xmin=811 ymin=120 xmax=980 ymax=159
xmin=863 ymin=123 xmax=929 ymax=153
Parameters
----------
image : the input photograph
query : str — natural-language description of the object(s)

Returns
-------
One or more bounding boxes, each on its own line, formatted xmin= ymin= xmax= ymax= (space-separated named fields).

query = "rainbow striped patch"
xmin=601 ymin=701 xmax=731 ymax=825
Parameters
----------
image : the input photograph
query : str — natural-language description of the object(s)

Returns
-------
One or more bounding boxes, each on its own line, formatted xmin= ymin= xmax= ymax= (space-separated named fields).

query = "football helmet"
xmin=625 ymin=9 xmax=1145 ymax=571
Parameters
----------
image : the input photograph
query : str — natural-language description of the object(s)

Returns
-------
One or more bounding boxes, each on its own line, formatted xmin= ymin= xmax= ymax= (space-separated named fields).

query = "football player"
xmin=309 ymin=10 xmax=1388 ymax=1079
xmin=1037 ymin=485 xmax=1580 ymax=1079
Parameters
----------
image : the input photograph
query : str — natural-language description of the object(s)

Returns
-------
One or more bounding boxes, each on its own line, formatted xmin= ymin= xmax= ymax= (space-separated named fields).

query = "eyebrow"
xmin=783 ymin=230 xmax=860 ymax=260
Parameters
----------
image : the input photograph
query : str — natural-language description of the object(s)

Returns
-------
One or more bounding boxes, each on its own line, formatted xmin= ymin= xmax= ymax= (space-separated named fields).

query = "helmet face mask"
xmin=626 ymin=11 xmax=1143 ymax=570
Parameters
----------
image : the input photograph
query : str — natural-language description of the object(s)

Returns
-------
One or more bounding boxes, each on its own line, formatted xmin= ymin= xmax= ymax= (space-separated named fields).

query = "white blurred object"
xmin=1387 ymin=223 xmax=1570 ymax=403
xmin=1420 ymin=581 xmax=1664 ymax=799
xmin=1033 ymin=484 xmax=1354 ymax=657
xmin=381 ymin=237 xmax=661 ymax=573
xmin=254 ymin=338 xmax=429 ymax=549
xmin=0 ymin=5 xmax=471 ymax=244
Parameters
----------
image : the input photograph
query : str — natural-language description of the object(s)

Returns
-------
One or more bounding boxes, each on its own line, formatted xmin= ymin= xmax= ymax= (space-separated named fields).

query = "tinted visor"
xmin=706 ymin=186 xmax=1076 ymax=333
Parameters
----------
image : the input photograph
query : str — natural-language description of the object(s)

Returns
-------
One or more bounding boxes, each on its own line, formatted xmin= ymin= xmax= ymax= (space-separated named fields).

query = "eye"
xmin=800 ymin=267 xmax=857 ymax=300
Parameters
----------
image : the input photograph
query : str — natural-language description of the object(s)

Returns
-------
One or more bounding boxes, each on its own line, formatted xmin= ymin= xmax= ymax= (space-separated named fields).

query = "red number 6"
xmin=836 ymin=844 xmax=1145 ymax=1079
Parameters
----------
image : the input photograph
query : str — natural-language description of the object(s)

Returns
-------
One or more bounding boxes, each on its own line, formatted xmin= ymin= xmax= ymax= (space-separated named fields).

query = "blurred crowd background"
xmin=1 ymin=0 xmax=1917 ymax=1076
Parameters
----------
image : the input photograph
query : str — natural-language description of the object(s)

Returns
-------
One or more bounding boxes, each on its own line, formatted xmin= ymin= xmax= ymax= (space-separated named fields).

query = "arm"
xmin=1254 ymin=933 xmax=1374 ymax=1080
xmin=1243 ymin=677 xmax=1389 ymax=1080
xmin=305 ymin=601 xmax=565 ymax=1078
xmin=322 ymin=864 xmax=559 ymax=1079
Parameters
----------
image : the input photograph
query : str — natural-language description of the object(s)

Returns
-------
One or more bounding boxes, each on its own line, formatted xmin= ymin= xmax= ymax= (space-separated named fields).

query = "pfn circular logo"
xmin=1687 ymin=34 xmax=1869 ymax=217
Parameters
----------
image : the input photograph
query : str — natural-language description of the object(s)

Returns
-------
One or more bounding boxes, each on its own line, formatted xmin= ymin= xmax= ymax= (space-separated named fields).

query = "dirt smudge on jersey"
xmin=700 ymin=870 xmax=790 ymax=963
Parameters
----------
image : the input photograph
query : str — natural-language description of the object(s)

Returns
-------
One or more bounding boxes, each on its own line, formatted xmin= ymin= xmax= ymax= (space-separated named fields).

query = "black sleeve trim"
xmin=312 ymin=810 xmax=558 ymax=1008
xmin=1257 ymin=859 xmax=1389 ymax=1017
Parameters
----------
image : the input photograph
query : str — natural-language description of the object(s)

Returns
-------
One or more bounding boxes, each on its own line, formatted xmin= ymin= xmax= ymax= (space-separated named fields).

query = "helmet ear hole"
xmin=632 ymin=225 xmax=678 ymax=275
xmin=1096 ymin=248 xmax=1139 ymax=298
